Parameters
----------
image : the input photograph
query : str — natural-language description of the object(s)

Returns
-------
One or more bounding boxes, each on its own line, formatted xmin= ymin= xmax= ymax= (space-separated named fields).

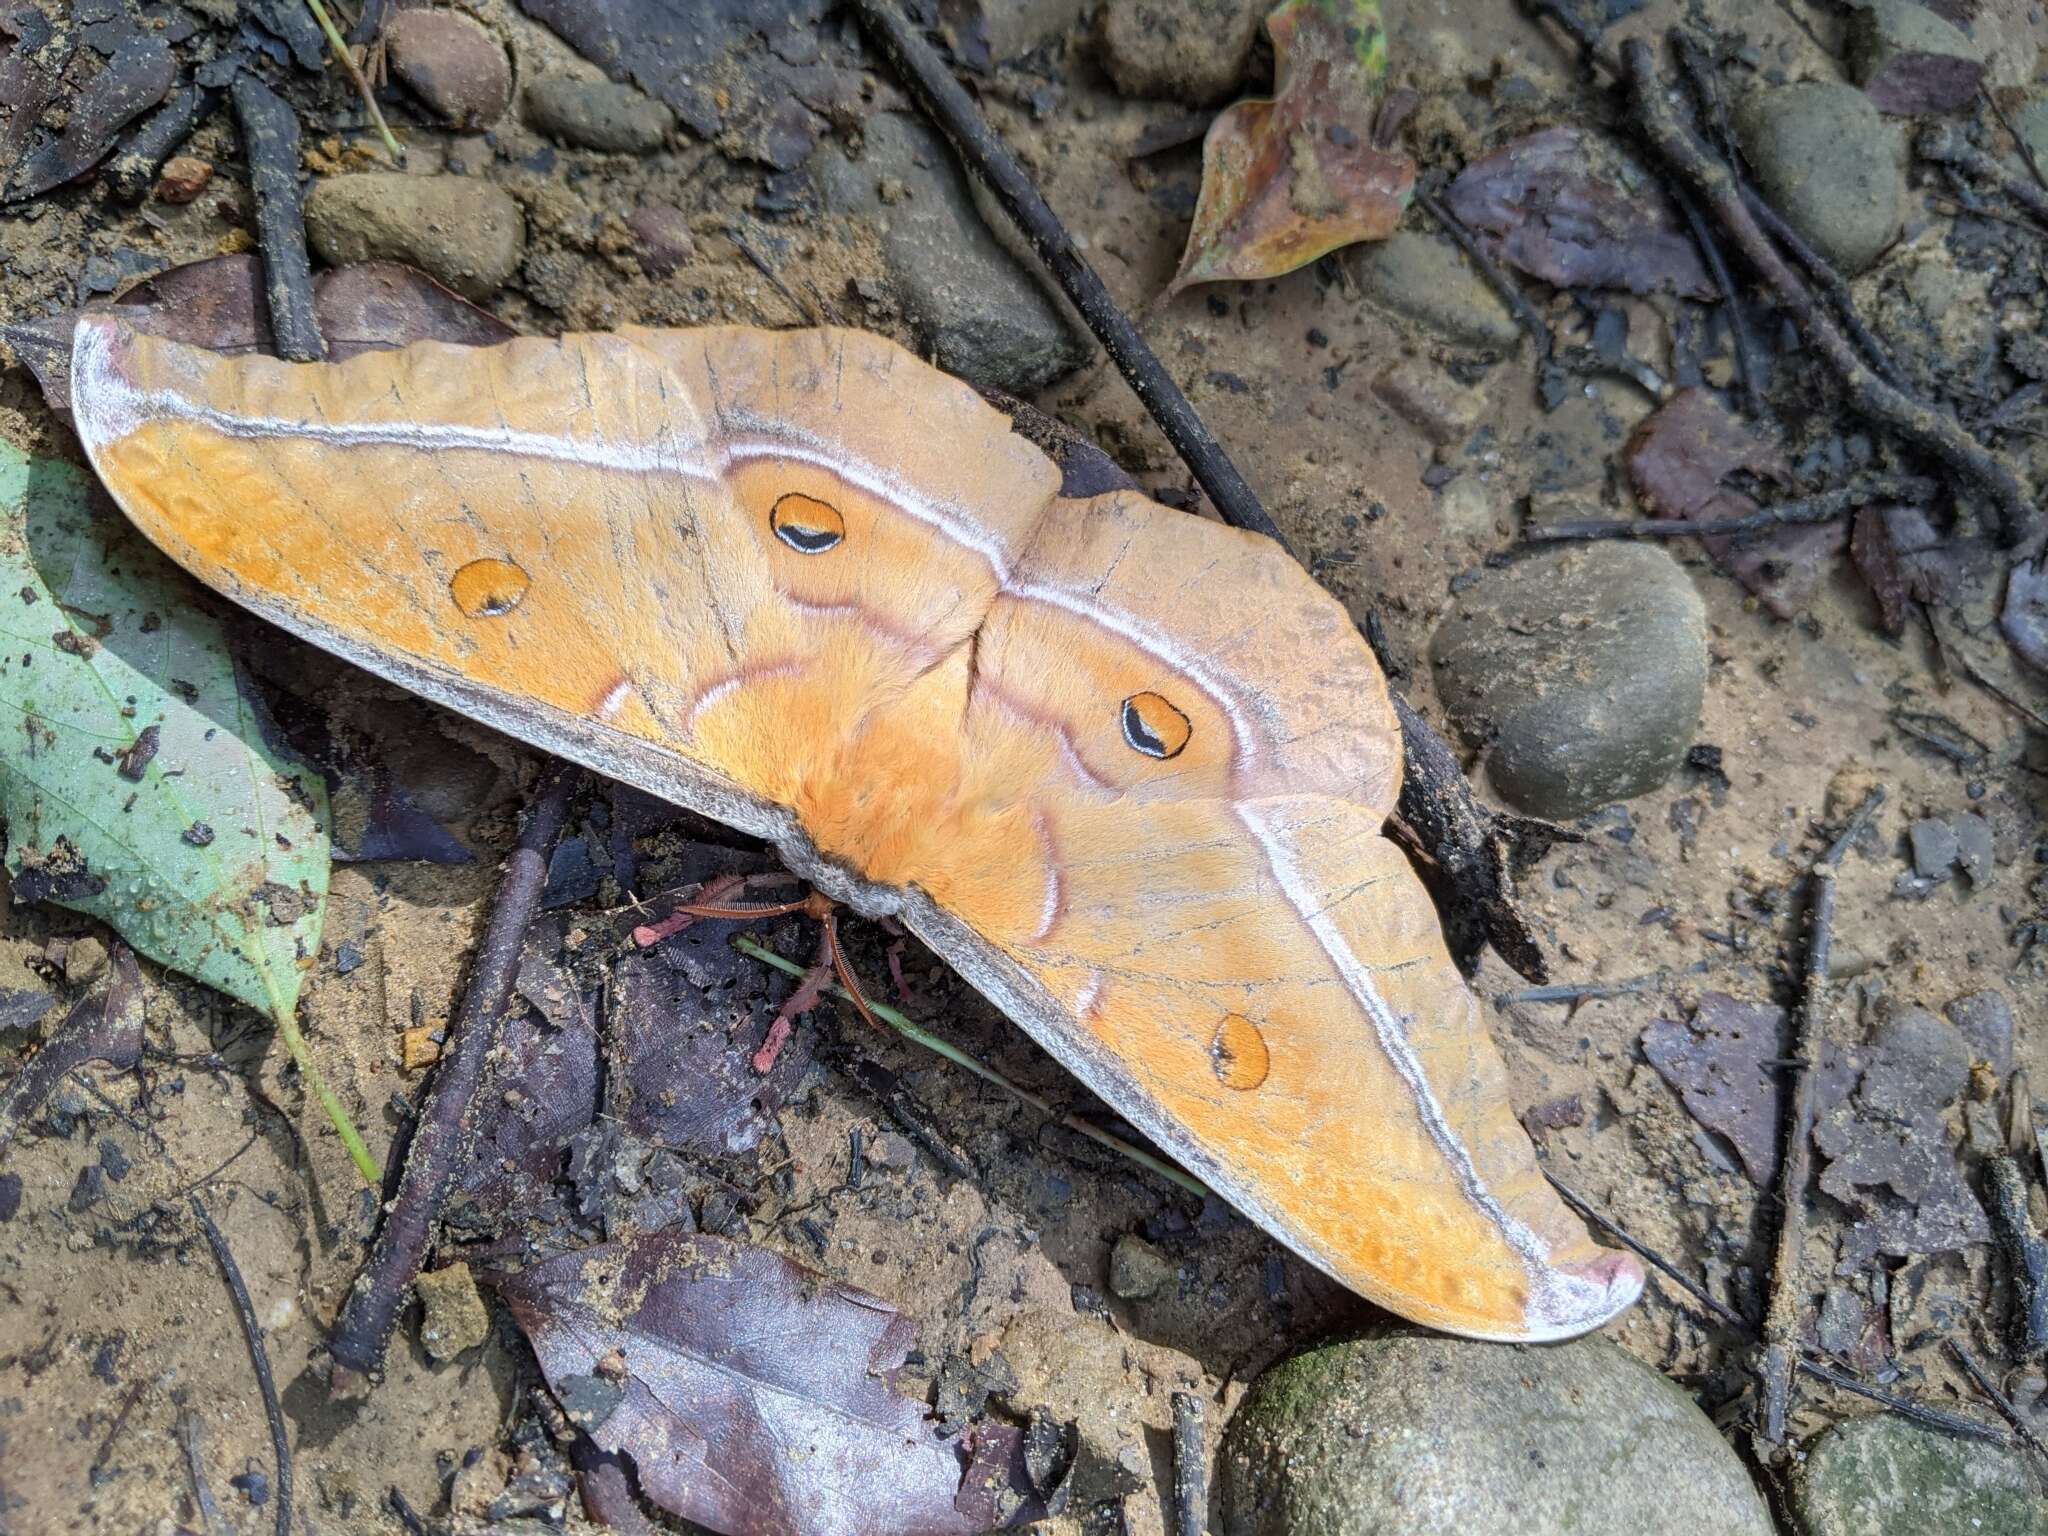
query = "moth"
xmin=71 ymin=317 xmax=1643 ymax=1341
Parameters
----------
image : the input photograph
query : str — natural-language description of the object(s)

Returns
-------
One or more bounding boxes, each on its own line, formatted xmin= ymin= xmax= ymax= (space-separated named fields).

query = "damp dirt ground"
xmin=1 ymin=0 xmax=2045 ymax=1531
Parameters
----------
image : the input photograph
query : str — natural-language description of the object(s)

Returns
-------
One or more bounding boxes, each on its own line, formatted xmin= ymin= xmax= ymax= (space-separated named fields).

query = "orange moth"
xmin=70 ymin=317 xmax=1643 ymax=1342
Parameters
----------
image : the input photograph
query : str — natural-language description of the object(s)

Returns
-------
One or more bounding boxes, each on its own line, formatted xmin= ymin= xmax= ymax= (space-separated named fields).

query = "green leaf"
xmin=0 ymin=441 xmax=331 ymax=1028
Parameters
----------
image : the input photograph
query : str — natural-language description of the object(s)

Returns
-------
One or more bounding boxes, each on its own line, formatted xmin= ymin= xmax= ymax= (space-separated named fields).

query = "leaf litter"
xmin=1168 ymin=0 xmax=1414 ymax=293
xmin=497 ymin=1229 xmax=1044 ymax=1536
xmin=1441 ymin=127 xmax=1716 ymax=299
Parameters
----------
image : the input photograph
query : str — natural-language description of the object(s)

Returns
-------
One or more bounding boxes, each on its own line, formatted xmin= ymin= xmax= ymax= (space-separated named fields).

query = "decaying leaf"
xmin=1 ymin=0 xmax=173 ymax=202
xmin=1626 ymin=388 xmax=1844 ymax=619
xmin=1816 ymin=1003 xmax=1990 ymax=1262
xmin=1167 ymin=0 xmax=1414 ymax=294
xmin=0 ymin=255 xmax=514 ymax=415
xmin=1442 ymin=127 xmax=1715 ymax=299
xmin=498 ymin=1230 xmax=1042 ymax=1536
xmin=607 ymin=927 xmax=813 ymax=1158
xmin=0 ymin=443 xmax=329 ymax=1030
xmin=0 ymin=942 xmax=142 ymax=1152
xmin=1642 ymin=993 xmax=1857 ymax=1187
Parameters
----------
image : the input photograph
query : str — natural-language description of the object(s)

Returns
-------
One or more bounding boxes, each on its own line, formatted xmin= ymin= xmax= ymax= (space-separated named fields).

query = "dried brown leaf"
xmin=497 ymin=1231 xmax=1042 ymax=1536
xmin=1167 ymin=0 xmax=1413 ymax=293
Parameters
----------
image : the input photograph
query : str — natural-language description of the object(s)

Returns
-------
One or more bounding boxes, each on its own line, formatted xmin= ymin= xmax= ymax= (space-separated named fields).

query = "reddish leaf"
xmin=1167 ymin=0 xmax=1414 ymax=293
xmin=497 ymin=1231 xmax=1042 ymax=1536
xmin=0 ymin=944 xmax=143 ymax=1153
xmin=1626 ymin=388 xmax=1847 ymax=619
xmin=0 ymin=255 xmax=513 ymax=413
xmin=1442 ymin=127 xmax=1715 ymax=299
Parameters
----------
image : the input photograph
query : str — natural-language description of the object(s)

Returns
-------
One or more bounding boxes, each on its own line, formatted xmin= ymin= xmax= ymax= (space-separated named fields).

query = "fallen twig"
xmin=1528 ymin=476 xmax=1939 ymax=544
xmin=190 ymin=1195 xmax=291 ymax=1536
xmin=1551 ymin=1174 xmax=2010 ymax=1444
xmin=1948 ymin=1340 xmax=2048 ymax=1471
xmin=1415 ymin=188 xmax=1555 ymax=371
xmin=852 ymin=0 xmax=1284 ymax=547
xmin=1171 ymin=1391 xmax=1206 ymax=1536
xmin=1621 ymin=40 xmax=2039 ymax=548
xmin=175 ymin=1411 xmax=231 ymax=1536
xmin=229 ymin=75 xmax=326 ymax=364
xmin=328 ymin=763 xmax=577 ymax=1382
xmin=1920 ymin=122 xmax=2048 ymax=231
xmin=1759 ymin=785 xmax=1884 ymax=1445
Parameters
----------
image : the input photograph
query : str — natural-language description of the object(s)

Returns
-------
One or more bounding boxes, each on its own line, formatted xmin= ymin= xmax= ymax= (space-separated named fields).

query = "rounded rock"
xmin=1792 ymin=1413 xmax=2048 ymax=1536
xmin=1733 ymin=82 xmax=1904 ymax=275
xmin=304 ymin=173 xmax=525 ymax=300
xmin=1429 ymin=543 xmax=1708 ymax=820
xmin=384 ymin=8 xmax=512 ymax=129
xmin=523 ymin=75 xmax=674 ymax=154
xmin=1219 ymin=1332 xmax=1774 ymax=1536
xmin=627 ymin=203 xmax=696 ymax=275
xmin=1356 ymin=231 xmax=1523 ymax=350
xmin=1099 ymin=0 xmax=1265 ymax=105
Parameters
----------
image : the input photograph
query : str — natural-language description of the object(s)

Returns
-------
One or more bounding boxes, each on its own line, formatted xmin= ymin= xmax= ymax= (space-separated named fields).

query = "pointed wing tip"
xmin=1515 ymin=1247 xmax=1647 ymax=1343
xmin=69 ymin=312 xmax=145 ymax=459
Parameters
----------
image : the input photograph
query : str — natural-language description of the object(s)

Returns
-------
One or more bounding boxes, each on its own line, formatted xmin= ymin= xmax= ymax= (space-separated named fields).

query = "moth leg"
xmin=629 ymin=873 xmax=810 ymax=948
xmin=753 ymin=921 xmax=837 ymax=1074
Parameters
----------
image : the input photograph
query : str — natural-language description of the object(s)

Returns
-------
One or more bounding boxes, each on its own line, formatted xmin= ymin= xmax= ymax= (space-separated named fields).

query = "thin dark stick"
xmin=190 ymin=1196 xmax=291 ymax=1536
xmin=1492 ymin=966 xmax=1704 ymax=1008
xmin=1621 ymin=41 xmax=2037 ymax=547
xmin=1920 ymin=122 xmax=2048 ymax=228
xmin=1794 ymin=1358 xmax=2008 ymax=1445
xmin=328 ymin=763 xmax=577 ymax=1381
xmin=1170 ymin=1391 xmax=1206 ymax=1536
xmin=230 ymin=75 xmax=326 ymax=363
xmin=106 ymin=83 xmax=224 ymax=202
xmin=1735 ymin=186 xmax=1914 ymax=395
xmin=1672 ymin=184 xmax=1764 ymax=418
xmin=1759 ymin=785 xmax=1884 ymax=1444
xmin=1547 ymin=1174 xmax=1751 ymax=1330
xmin=1528 ymin=476 xmax=1939 ymax=544
xmin=1415 ymin=189 xmax=1554 ymax=365
xmin=1549 ymin=1175 xmax=2008 ymax=1443
xmin=1948 ymin=1340 xmax=2048 ymax=1469
xmin=850 ymin=0 xmax=1288 ymax=550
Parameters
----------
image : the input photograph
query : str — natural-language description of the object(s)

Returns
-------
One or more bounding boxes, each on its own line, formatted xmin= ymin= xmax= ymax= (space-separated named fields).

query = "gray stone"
xmin=305 ymin=173 xmax=525 ymax=299
xmin=1952 ymin=811 xmax=1993 ymax=885
xmin=1108 ymin=1233 xmax=1174 ymax=1300
xmin=1428 ymin=544 xmax=1708 ymax=820
xmin=384 ymin=9 xmax=511 ymax=129
xmin=815 ymin=112 xmax=1087 ymax=394
xmin=1909 ymin=816 xmax=1959 ymax=879
xmin=1100 ymin=0 xmax=1264 ymax=105
xmin=1846 ymin=0 xmax=1984 ymax=116
xmin=523 ymin=76 xmax=673 ymax=154
xmin=1733 ymin=83 xmax=1905 ymax=274
xmin=1792 ymin=1413 xmax=2048 ymax=1536
xmin=1357 ymin=231 xmax=1523 ymax=350
xmin=1219 ymin=1332 xmax=1773 ymax=1536
xmin=1944 ymin=990 xmax=2012 ymax=1076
